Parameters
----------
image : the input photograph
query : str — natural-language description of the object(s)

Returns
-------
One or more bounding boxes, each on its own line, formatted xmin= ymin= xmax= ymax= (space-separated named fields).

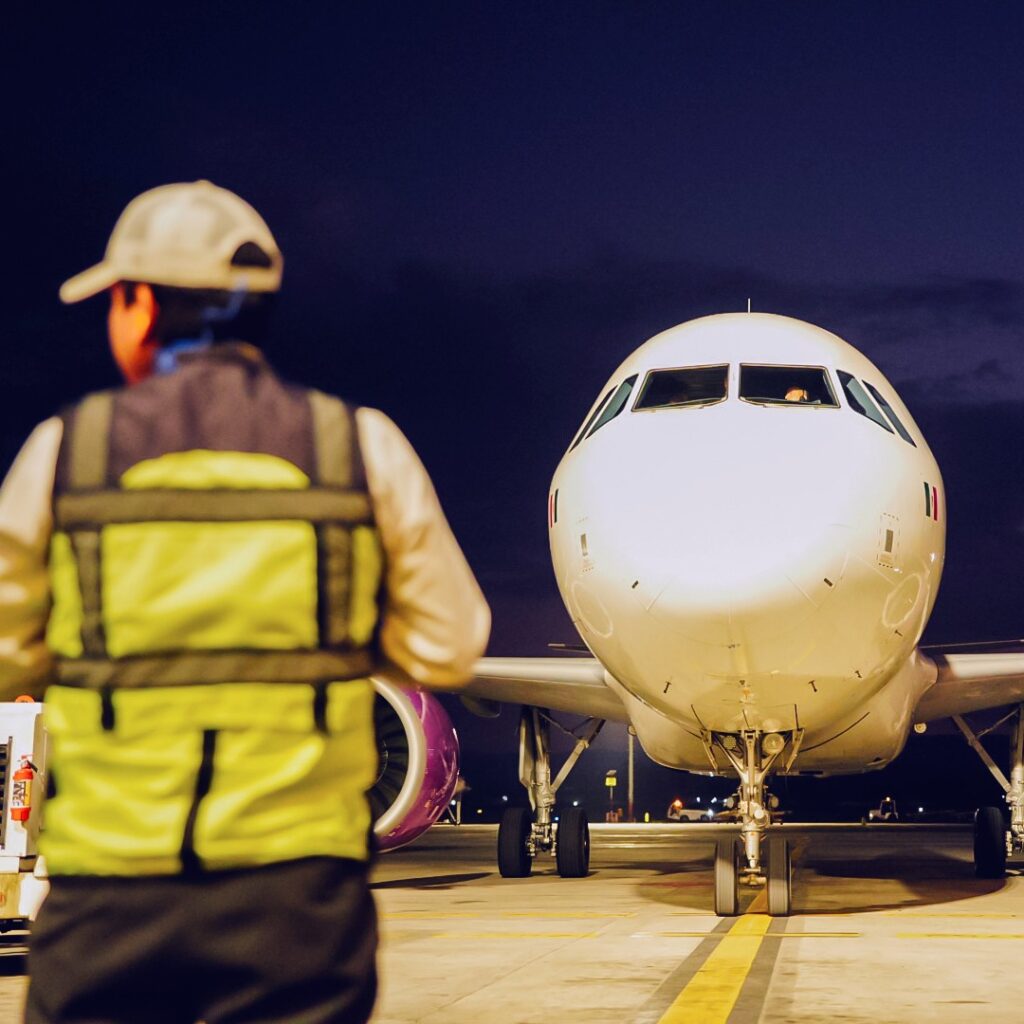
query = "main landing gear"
xmin=703 ymin=727 xmax=802 ymax=916
xmin=497 ymin=706 xmax=604 ymax=879
xmin=953 ymin=703 xmax=1024 ymax=878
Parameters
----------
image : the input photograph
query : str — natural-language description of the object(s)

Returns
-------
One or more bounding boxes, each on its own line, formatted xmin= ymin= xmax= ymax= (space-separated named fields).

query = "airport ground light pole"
xmin=605 ymin=770 xmax=617 ymax=821
xmin=627 ymin=729 xmax=635 ymax=823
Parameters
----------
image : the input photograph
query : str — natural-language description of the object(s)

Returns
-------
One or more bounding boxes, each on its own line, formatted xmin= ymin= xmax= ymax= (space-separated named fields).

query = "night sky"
xmin=10 ymin=4 xmax=1024 ymax=818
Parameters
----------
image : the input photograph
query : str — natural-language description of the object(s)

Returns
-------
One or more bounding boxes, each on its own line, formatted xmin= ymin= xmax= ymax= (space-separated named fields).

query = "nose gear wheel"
xmin=703 ymin=727 xmax=800 ymax=916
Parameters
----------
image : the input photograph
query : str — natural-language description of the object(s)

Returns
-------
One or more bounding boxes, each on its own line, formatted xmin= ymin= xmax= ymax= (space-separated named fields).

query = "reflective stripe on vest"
xmin=48 ymin=387 xmax=381 ymax=691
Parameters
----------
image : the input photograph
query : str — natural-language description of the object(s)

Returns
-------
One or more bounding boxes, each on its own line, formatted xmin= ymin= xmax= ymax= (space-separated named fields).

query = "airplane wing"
xmin=464 ymin=657 xmax=629 ymax=722
xmin=466 ymin=645 xmax=1024 ymax=726
xmin=915 ymin=640 xmax=1024 ymax=721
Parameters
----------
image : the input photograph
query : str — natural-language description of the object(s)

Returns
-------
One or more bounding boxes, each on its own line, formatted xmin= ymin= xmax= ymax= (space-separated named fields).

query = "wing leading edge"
xmin=468 ymin=644 xmax=1024 ymax=726
xmin=466 ymin=657 xmax=628 ymax=722
xmin=915 ymin=641 xmax=1024 ymax=721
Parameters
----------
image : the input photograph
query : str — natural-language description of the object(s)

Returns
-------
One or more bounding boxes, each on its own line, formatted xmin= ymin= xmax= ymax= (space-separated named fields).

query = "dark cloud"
xmin=895 ymin=357 xmax=1013 ymax=406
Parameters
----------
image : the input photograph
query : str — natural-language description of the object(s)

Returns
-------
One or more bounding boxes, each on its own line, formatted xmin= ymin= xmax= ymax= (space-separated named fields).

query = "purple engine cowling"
xmin=370 ymin=678 xmax=461 ymax=851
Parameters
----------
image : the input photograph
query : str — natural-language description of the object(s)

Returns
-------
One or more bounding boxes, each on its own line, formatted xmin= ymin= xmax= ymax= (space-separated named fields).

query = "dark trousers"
xmin=25 ymin=857 xmax=377 ymax=1024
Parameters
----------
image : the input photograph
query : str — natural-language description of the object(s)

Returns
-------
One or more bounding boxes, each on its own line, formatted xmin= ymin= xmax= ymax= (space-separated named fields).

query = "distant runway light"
xmin=501 ymin=795 xmax=508 ymax=802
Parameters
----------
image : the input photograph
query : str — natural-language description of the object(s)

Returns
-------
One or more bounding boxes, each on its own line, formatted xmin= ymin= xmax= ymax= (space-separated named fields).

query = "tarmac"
xmin=1 ymin=822 xmax=1021 ymax=1022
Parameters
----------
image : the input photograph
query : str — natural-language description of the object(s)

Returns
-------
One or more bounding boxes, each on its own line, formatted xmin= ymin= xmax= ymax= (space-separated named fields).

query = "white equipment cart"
xmin=0 ymin=700 xmax=48 ymax=947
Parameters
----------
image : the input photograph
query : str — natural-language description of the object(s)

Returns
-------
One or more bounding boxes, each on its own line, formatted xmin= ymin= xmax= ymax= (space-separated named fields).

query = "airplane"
xmin=367 ymin=312 xmax=1024 ymax=917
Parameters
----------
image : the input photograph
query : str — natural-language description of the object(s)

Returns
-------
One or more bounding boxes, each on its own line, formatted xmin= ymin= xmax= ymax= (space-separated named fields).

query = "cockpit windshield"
xmin=633 ymin=364 xmax=728 ymax=411
xmin=570 ymin=386 xmax=615 ymax=450
xmin=584 ymin=374 xmax=639 ymax=439
xmin=837 ymin=371 xmax=893 ymax=434
xmin=739 ymin=365 xmax=838 ymax=407
xmin=863 ymin=381 xmax=917 ymax=447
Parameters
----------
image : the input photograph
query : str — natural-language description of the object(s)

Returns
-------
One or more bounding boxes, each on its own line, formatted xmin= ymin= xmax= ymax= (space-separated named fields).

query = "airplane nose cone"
xmin=628 ymin=445 xmax=850 ymax=647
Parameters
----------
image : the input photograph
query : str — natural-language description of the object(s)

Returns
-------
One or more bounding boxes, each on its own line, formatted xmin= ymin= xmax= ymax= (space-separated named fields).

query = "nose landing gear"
xmin=497 ymin=706 xmax=604 ymax=878
xmin=704 ymin=728 xmax=802 ymax=916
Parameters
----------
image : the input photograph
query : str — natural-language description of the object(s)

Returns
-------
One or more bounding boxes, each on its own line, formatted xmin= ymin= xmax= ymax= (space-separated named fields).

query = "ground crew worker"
xmin=0 ymin=180 xmax=491 ymax=1023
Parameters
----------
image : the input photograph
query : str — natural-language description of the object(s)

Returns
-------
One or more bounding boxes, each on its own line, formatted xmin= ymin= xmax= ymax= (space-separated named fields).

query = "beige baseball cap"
xmin=60 ymin=180 xmax=283 ymax=304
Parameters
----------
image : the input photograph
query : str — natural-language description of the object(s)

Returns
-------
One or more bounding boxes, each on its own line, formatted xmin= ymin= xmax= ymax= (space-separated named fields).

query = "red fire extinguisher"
xmin=11 ymin=757 xmax=36 ymax=822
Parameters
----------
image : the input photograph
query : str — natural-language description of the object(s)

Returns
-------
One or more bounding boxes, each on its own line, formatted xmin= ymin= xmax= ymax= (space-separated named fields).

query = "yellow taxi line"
xmin=657 ymin=914 xmax=771 ymax=1024
xmin=382 ymin=911 xmax=635 ymax=920
xmin=654 ymin=835 xmax=810 ymax=1022
xmin=430 ymin=930 xmax=598 ymax=940
xmin=640 ymin=931 xmax=859 ymax=939
xmin=501 ymin=911 xmax=636 ymax=919
xmin=884 ymin=911 xmax=1024 ymax=919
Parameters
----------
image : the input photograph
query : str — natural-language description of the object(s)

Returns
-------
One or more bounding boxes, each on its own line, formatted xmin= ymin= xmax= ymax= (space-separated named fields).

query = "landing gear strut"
xmin=703 ymin=727 xmax=802 ymax=916
xmin=954 ymin=703 xmax=1024 ymax=877
xmin=497 ymin=707 xmax=604 ymax=879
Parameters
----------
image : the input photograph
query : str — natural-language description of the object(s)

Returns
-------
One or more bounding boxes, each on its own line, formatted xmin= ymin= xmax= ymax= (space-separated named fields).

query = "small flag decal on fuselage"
xmin=924 ymin=481 xmax=940 ymax=521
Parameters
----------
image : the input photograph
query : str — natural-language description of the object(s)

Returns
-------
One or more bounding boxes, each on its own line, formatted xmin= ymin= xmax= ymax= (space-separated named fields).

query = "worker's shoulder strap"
xmin=307 ymin=389 xmax=367 ymax=491
xmin=60 ymin=388 xmax=366 ymax=493
xmin=65 ymin=390 xmax=116 ymax=491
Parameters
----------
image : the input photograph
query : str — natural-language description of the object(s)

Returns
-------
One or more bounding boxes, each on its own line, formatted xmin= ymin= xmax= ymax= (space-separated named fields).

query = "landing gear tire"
xmin=498 ymin=806 xmax=533 ymax=877
xmin=974 ymin=806 xmax=1007 ymax=879
xmin=556 ymin=807 xmax=590 ymax=877
xmin=714 ymin=838 xmax=740 ymax=916
xmin=766 ymin=836 xmax=792 ymax=917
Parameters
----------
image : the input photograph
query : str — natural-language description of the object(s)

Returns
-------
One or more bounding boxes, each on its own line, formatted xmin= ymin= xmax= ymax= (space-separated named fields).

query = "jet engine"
xmin=370 ymin=678 xmax=461 ymax=851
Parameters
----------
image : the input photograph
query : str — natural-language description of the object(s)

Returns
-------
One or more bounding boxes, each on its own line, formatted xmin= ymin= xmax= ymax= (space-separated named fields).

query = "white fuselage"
xmin=549 ymin=314 xmax=946 ymax=775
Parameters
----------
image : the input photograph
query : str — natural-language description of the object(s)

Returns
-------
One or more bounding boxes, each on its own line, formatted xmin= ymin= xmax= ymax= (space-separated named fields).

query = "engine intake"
xmin=370 ymin=679 xmax=461 ymax=851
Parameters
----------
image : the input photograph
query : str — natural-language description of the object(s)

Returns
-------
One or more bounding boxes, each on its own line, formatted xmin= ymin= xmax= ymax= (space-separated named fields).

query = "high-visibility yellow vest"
xmin=41 ymin=344 xmax=384 ymax=875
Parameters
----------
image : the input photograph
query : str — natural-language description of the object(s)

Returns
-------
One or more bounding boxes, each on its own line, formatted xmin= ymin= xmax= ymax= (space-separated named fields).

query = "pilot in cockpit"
xmin=785 ymin=385 xmax=810 ymax=403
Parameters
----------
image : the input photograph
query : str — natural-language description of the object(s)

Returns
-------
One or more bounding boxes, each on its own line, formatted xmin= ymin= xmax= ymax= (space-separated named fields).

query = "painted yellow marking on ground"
xmin=382 ymin=912 xmax=483 ymax=920
xmin=896 ymin=932 xmax=1024 ymax=940
xmin=657 ymin=915 xmax=771 ymax=1023
xmin=746 ymin=888 xmax=768 ymax=914
xmin=653 ymin=836 xmax=811 ymax=1021
xmin=431 ymin=930 xmax=598 ymax=940
xmin=644 ymin=931 xmax=860 ymax=939
xmin=383 ymin=910 xmax=635 ymax=920
xmin=501 ymin=911 xmax=636 ymax=919
xmin=884 ymin=911 xmax=1024 ymax=919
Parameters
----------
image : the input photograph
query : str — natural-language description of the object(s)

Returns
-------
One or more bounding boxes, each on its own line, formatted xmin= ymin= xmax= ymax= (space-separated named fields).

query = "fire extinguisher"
xmin=11 ymin=756 xmax=37 ymax=823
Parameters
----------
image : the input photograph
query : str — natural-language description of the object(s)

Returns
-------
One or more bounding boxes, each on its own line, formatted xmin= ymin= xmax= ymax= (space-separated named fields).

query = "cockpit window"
xmin=837 ymin=371 xmax=893 ymax=434
xmin=633 ymin=364 xmax=729 ymax=411
xmin=585 ymin=375 xmax=639 ymax=438
xmin=570 ymin=387 xmax=615 ymax=450
xmin=739 ymin=365 xmax=838 ymax=407
xmin=863 ymin=381 xmax=917 ymax=447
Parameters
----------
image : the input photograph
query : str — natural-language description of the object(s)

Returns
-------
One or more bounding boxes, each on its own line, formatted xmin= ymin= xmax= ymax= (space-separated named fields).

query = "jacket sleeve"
xmin=356 ymin=407 xmax=491 ymax=690
xmin=0 ymin=417 xmax=62 ymax=700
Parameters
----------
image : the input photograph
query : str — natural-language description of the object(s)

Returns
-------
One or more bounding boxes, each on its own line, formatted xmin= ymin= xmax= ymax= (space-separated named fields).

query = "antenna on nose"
xmin=747 ymin=298 xmax=752 ymax=313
